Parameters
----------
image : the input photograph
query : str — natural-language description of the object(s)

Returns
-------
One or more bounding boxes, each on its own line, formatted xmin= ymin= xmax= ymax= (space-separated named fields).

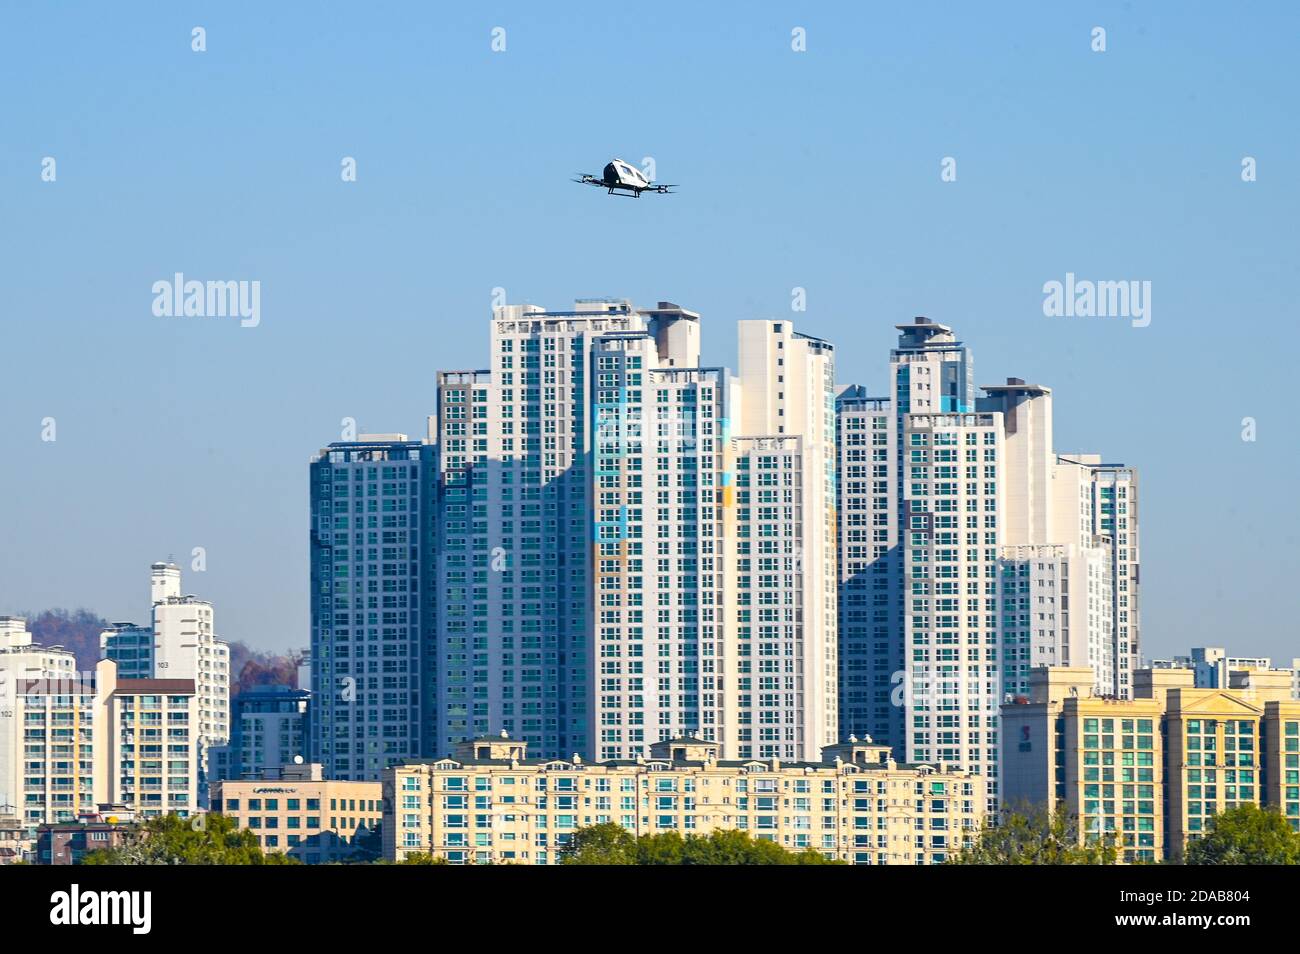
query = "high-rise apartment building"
xmin=837 ymin=319 xmax=1139 ymax=809
xmin=433 ymin=300 xmax=644 ymax=760
xmin=728 ymin=320 xmax=838 ymax=760
xmin=835 ymin=386 xmax=898 ymax=749
xmin=836 ymin=319 xmax=979 ymax=762
xmin=587 ymin=306 xmax=732 ymax=759
xmin=148 ymin=563 xmax=229 ymax=791
xmin=1054 ymin=455 xmax=1141 ymax=696
xmin=308 ymin=435 xmax=436 ymax=781
xmin=428 ymin=301 xmax=838 ymax=763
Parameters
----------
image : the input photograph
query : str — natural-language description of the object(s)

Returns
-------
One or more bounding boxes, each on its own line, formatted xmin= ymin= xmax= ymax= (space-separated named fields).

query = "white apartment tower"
xmin=588 ymin=304 xmax=732 ymax=759
xmin=0 ymin=617 xmax=79 ymax=822
xmin=432 ymin=301 xmax=839 ymax=763
xmin=435 ymin=300 xmax=646 ymax=759
xmin=102 ymin=564 xmax=230 ymax=799
xmin=899 ymin=399 xmax=1005 ymax=806
xmin=148 ymin=563 xmax=229 ymax=791
xmin=837 ymin=319 xmax=1138 ymax=809
xmin=729 ymin=320 xmax=838 ymax=760
xmin=980 ymin=382 xmax=1121 ymax=699
xmin=1055 ymin=455 xmax=1141 ymax=696
xmin=835 ymin=387 xmax=899 ymax=748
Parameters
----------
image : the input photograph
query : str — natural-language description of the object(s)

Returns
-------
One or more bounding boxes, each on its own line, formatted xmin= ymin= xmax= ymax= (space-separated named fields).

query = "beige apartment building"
xmin=213 ymin=763 xmax=382 ymax=863
xmin=104 ymin=665 xmax=201 ymax=819
xmin=1003 ymin=664 xmax=1300 ymax=862
xmin=382 ymin=732 xmax=984 ymax=865
xmin=1002 ymin=667 xmax=1164 ymax=862
xmin=2 ymin=653 xmax=199 ymax=828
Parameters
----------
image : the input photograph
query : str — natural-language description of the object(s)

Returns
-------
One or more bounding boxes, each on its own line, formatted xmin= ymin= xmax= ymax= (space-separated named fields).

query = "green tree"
xmin=948 ymin=803 xmax=1117 ymax=865
xmin=560 ymin=822 xmax=638 ymax=865
xmin=563 ymin=825 xmax=843 ymax=865
xmin=396 ymin=852 xmax=450 ymax=865
xmin=680 ymin=829 xmax=788 ymax=865
xmin=80 ymin=813 xmax=300 ymax=865
xmin=1186 ymin=804 xmax=1300 ymax=865
xmin=635 ymin=830 xmax=685 ymax=865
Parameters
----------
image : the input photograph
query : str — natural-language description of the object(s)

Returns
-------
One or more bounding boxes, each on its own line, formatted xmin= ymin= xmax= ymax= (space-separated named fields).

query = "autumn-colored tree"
xmin=20 ymin=606 xmax=304 ymax=697
xmin=25 ymin=608 xmax=106 ymax=669
xmin=229 ymin=645 xmax=307 ymax=696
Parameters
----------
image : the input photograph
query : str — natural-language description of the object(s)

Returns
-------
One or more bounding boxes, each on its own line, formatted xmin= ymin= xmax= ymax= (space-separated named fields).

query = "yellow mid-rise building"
xmin=383 ymin=733 xmax=985 ymax=865
xmin=1003 ymin=665 xmax=1300 ymax=862
xmin=213 ymin=763 xmax=382 ymax=863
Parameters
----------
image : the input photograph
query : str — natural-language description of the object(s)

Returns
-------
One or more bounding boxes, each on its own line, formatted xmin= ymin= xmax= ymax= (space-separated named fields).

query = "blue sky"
xmin=1 ymin=1 xmax=1296 ymax=658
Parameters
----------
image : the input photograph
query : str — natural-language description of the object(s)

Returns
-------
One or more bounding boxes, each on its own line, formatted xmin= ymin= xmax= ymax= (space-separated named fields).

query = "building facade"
xmin=427 ymin=301 xmax=839 ymax=765
xmin=587 ymin=308 xmax=732 ymax=760
xmin=213 ymin=685 xmax=310 ymax=781
xmin=0 ymin=812 xmax=33 ymax=864
xmin=383 ymin=732 xmax=982 ymax=865
xmin=434 ymin=301 xmax=644 ymax=761
xmin=147 ymin=563 xmax=230 ymax=788
xmin=309 ymin=436 xmax=437 ymax=781
xmin=835 ymin=387 xmax=899 ymax=750
xmin=101 ymin=563 xmax=231 ymax=801
xmin=0 ymin=617 xmax=78 ymax=824
xmin=98 ymin=623 xmax=154 ymax=678
xmin=36 ymin=819 xmax=132 ymax=865
xmin=837 ymin=319 xmax=1139 ymax=811
xmin=103 ymin=665 xmax=201 ymax=818
xmin=1150 ymin=647 xmax=1293 ymax=693
xmin=1003 ymin=665 xmax=1300 ymax=862
xmin=729 ymin=320 xmax=839 ymax=761
xmin=1 ymin=658 xmax=199 ymax=827
xmin=213 ymin=763 xmax=382 ymax=863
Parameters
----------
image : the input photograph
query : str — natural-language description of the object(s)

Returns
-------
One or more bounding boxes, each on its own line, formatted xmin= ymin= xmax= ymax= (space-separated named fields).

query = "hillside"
xmin=23 ymin=608 xmax=304 ymax=697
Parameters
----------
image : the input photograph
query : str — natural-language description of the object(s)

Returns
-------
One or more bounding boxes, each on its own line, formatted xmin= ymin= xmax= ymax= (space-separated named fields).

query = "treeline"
xmin=560 ymin=823 xmax=843 ymax=865
xmin=70 ymin=805 xmax=1300 ymax=865
xmin=951 ymin=802 xmax=1300 ymax=865
xmin=81 ymin=814 xmax=299 ymax=865
xmin=23 ymin=608 xmax=303 ymax=696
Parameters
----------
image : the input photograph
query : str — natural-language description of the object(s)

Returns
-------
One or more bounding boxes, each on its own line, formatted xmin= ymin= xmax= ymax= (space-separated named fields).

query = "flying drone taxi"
xmin=574 ymin=158 xmax=677 ymax=197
